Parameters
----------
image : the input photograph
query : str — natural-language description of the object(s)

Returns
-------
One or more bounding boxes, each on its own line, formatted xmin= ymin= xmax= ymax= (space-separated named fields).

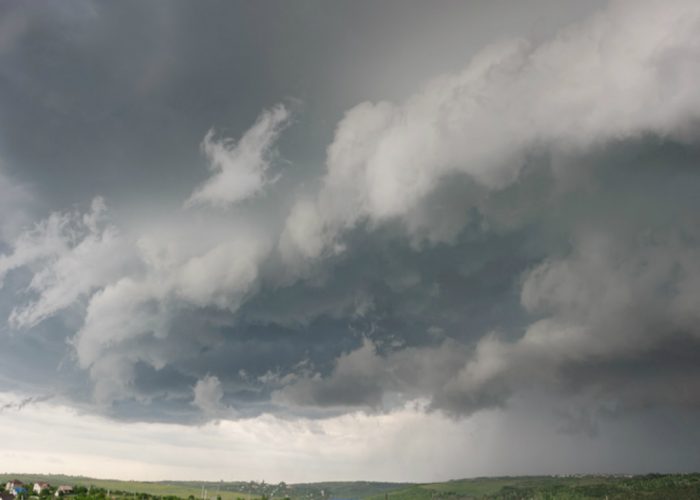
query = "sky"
xmin=1 ymin=0 xmax=700 ymax=482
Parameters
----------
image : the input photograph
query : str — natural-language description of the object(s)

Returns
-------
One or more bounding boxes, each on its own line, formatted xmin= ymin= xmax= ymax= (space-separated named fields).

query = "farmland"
xmin=3 ymin=473 xmax=700 ymax=500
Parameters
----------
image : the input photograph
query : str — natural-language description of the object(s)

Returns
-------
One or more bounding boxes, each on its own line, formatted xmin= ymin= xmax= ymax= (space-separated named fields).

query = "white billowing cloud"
xmin=192 ymin=375 xmax=226 ymax=415
xmin=0 ymin=113 xmax=276 ymax=407
xmin=186 ymin=104 xmax=290 ymax=208
xmin=175 ymin=238 xmax=265 ymax=309
xmin=282 ymin=0 xmax=700 ymax=257
xmin=73 ymin=229 xmax=271 ymax=403
xmin=279 ymin=199 xmax=327 ymax=264
xmin=0 ymin=162 xmax=273 ymax=404
xmin=0 ymin=197 xmax=135 ymax=329
xmin=72 ymin=277 xmax=169 ymax=367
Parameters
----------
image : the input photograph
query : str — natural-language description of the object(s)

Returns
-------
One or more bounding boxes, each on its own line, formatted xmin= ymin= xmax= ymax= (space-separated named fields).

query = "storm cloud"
xmin=2 ymin=0 xmax=700 ymax=479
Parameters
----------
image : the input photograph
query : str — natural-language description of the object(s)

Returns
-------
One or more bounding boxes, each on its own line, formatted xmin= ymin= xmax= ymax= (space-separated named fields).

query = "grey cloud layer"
xmin=1 ymin=0 xmax=700 ymax=445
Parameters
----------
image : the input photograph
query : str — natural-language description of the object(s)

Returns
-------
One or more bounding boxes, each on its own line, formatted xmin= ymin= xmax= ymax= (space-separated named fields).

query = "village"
xmin=0 ymin=478 xmax=288 ymax=500
xmin=3 ymin=480 xmax=74 ymax=499
xmin=0 ymin=480 xmax=182 ymax=500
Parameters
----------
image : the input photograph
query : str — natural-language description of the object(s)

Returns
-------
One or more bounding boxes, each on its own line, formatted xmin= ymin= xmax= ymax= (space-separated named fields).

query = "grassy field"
xmin=0 ymin=475 xmax=253 ymax=500
xmin=366 ymin=474 xmax=700 ymax=500
xmin=289 ymin=482 xmax=409 ymax=499
xmin=3 ymin=473 xmax=700 ymax=499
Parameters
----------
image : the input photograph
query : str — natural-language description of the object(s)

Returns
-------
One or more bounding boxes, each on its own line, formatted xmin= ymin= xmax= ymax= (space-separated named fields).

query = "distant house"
xmin=1 ymin=492 xmax=15 ymax=500
xmin=4 ymin=482 xmax=22 ymax=493
xmin=33 ymin=483 xmax=50 ymax=495
xmin=54 ymin=486 xmax=73 ymax=497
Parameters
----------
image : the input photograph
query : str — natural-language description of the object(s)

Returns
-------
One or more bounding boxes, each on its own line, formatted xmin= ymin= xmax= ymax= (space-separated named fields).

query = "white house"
xmin=33 ymin=483 xmax=50 ymax=495
xmin=4 ymin=482 xmax=22 ymax=493
xmin=54 ymin=486 xmax=73 ymax=497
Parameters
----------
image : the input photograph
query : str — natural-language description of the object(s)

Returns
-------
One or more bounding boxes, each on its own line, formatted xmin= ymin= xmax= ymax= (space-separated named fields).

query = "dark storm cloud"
xmin=0 ymin=0 xmax=603 ymax=207
xmin=2 ymin=1 xmax=700 ymax=472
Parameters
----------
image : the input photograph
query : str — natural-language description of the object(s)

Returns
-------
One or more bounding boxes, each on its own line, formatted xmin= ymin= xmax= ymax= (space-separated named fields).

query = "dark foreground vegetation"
xmin=3 ymin=473 xmax=700 ymax=500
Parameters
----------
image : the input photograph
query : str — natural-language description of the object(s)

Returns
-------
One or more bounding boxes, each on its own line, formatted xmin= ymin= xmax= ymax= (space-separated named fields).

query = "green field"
xmin=0 ymin=475 xmax=253 ymax=500
xmin=3 ymin=473 xmax=700 ymax=500
xmin=365 ymin=474 xmax=700 ymax=500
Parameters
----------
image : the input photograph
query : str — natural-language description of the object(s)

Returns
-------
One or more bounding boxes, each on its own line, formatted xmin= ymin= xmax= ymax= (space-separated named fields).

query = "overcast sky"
xmin=2 ymin=0 xmax=700 ymax=482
